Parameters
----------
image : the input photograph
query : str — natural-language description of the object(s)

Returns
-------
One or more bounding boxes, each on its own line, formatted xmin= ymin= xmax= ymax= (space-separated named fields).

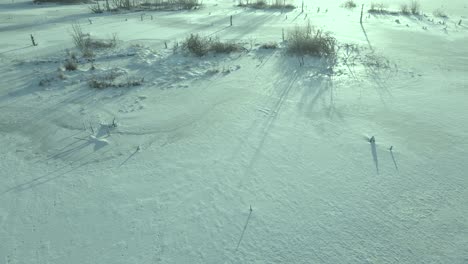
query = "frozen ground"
xmin=0 ymin=0 xmax=467 ymax=263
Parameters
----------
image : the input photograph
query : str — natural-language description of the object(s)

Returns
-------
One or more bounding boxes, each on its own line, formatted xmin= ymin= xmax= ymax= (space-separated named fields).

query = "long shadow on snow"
xmin=236 ymin=53 xmax=305 ymax=174
xmin=235 ymin=52 xmax=346 ymax=177
xmin=222 ymin=10 xmax=281 ymax=41
xmin=297 ymin=57 xmax=342 ymax=119
xmin=1 ymin=147 xmax=114 ymax=196
xmin=0 ymin=11 xmax=107 ymax=32
xmin=370 ymin=140 xmax=379 ymax=174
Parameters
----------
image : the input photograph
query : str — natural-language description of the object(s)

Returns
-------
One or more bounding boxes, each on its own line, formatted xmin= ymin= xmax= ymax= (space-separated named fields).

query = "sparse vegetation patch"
xmin=260 ymin=42 xmax=278 ymax=49
xmin=286 ymin=22 xmax=337 ymax=58
xmin=88 ymin=69 xmax=144 ymax=89
xmin=341 ymin=0 xmax=357 ymax=9
xmin=89 ymin=0 xmax=201 ymax=12
xmin=433 ymin=8 xmax=448 ymax=18
xmin=238 ymin=0 xmax=294 ymax=10
xmin=71 ymin=23 xmax=117 ymax=58
xmin=368 ymin=2 xmax=388 ymax=13
xmin=33 ymin=0 xmax=90 ymax=4
xmin=180 ymin=34 xmax=243 ymax=57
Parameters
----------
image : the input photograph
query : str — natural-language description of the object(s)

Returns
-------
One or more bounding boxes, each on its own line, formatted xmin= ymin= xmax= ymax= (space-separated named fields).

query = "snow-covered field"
xmin=1 ymin=0 xmax=467 ymax=263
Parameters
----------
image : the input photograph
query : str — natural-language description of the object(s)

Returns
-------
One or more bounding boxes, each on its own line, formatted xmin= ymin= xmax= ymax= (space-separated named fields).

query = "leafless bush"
xmin=433 ymin=8 xmax=448 ymax=18
xmin=368 ymin=2 xmax=387 ymax=13
xmin=33 ymin=0 xmax=90 ymax=3
xmin=64 ymin=58 xmax=78 ymax=71
xmin=111 ymin=0 xmax=200 ymax=11
xmin=400 ymin=3 xmax=410 ymax=14
xmin=181 ymin=34 xmax=242 ymax=56
xmin=238 ymin=0 xmax=294 ymax=9
xmin=260 ymin=42 xmax=278 ymax=49
xmin=89 ymin=2 xmax=104 ymax=13
xmin=400 ymin=1 xmax=420 ymax=15
xmin=71 ymin=23 xmax=117 ymax=57
xmin=410 ymin=1 xmax=421 ymax=15
xmin=63 ymin=53 xmax=78 ymax=71
xmin=286 ymin=23 xmax=337 ymax=58
xmin=341 ymin=0 xmax=356 ymax=9
xmin=89 ymin=72 xmax=144 ymax=89
xmin=182 ymin=34 xmax=210 ymax=56
xmin=71 ymin=23 xmax=89 ymax=51
xmin=210 ymin=38 xmax=242 ymax=53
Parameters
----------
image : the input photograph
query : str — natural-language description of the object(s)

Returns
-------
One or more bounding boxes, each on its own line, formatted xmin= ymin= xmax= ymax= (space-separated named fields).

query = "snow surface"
xmin=1 ymin=0 xmax=467 ymax=263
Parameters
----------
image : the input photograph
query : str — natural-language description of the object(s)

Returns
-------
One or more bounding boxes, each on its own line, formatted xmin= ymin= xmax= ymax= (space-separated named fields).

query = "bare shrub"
xmin=111 ymin=0 xmax=133 ymax=9
xmin=63 ymin=53 xmax=78 ymax=71
xmin=341 ymin=0 xmax=356 ymax=9
xmin=410 ymin=1 xmax=420 ymax=15
xmin=210 ymin=38 xmax=242 ymax=53
xmin=71 ymin=23 xmax=89 ymax=51
xmin=33 ymin=0 xmax=90 ymax=3
xmin=89 ymin=2 xmax=104 ymax=13
xmin=89 ymin=71 xmax=144 ymax=89
xmin=368 ymin=2 xmax=387 ymax=13
xmin=433 ymin=8 xmax=448 ymax=18
xmin=400 ymin=3 xmax=410 ymax=14
xmin=113 ymin=0 xmax=200 ymax=11
xmin=260 ymin=42 xmax=278 ymax=49
xmin=71 ymin=23 xmax=117 ymax=57
xmin=239 ymin=0 xmax=294 ymax=9
xmin=87 ymin=34 xmax=117 ymax=49
xmin=64 ymin=59 xmax=78 ymax=71
xmin=286 ymin=23 xmax=337 ymax=58
xmin=182 ymin=34 xmax=210 ymax=56
xmin=181 ymin=34 xmax=242 ymax=56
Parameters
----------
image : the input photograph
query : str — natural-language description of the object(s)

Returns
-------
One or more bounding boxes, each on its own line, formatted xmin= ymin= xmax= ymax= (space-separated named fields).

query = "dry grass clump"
xmin=90 ymin=0 xmax=201 ymax=12
xmin=433 ymin=8 xmax=448 ymax=18
xmin=238 ymin=0 xmax=294 ymax=10
xmin=401 ymin=1 xmax=420 ymax=15
xmin=286 ymin=23 xmax=337 ymax=58
xmin=368 ymin=2 xmax=387 ymax=13
xmin=33 ymin=0 xmax=90 ymax=4
xmin=181 ymin=34 xmax=242 ymax=56
xmin=71 ymin=23 xmax=117 ymax=57
xmin=260 ymin=42 xmax=278 ymax=49
xmin=89 ymin=70 xmax=144 ymax=89
xmin=341 ymin=0 xmax=357 ymax=9
xmin=62 ymin=52 xmax=78 ymax=71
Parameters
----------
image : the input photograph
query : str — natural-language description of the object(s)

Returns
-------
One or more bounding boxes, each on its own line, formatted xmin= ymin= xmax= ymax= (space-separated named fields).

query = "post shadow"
xmin=236 ymin=206 xmax=253 ymax=251
xmin=390 ymin=149 xmax=399 ymax=171
xmin=370 ymin=141 xmax=379 ymax=174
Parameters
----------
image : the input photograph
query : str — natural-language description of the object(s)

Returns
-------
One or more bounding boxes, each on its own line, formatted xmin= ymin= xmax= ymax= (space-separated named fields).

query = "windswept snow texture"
xmin=1 ymin=0 xmax=467 ymax=263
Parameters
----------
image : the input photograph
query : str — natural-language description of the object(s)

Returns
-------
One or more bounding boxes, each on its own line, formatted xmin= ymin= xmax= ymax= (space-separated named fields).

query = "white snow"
xmin=1 ymin=0 xmax=467 ymax=263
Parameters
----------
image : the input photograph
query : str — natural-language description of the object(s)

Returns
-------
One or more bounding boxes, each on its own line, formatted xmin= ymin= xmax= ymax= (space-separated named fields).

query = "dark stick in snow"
xmin=360 ymin=4 xmax=364 ymax=24
xmin=30 ymin=34 xmax=37 ymax=46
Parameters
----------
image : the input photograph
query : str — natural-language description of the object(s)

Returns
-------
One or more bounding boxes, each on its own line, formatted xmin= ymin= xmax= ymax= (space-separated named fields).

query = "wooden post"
xmin=360 ymin=4 xmax=364 ymax=24
xmin=30 ymin=34 xmax=37 ymax=46
xmin=230 ymin=15 xmax=233 ymax=26
xmin=458 ymin=19 xmax=462 ymax=26
xmin=164 ymin=41 xmax=168 ymax=49
xmin=282 ymin=28 xmax=284 ymax=42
